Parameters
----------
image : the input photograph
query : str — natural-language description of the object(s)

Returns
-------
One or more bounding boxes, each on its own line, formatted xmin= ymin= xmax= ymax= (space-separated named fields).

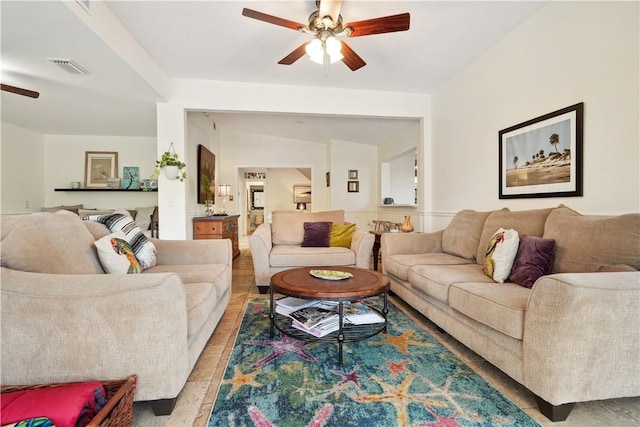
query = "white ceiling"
xmin=1 ymin=0 xmax=546 ymax=143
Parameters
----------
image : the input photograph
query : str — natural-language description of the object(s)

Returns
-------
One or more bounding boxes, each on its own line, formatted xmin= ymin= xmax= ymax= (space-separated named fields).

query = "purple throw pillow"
xmin=509 ymin=235 xmax=556 ymax=288
xmin=301 ymin=222 xmax=332 ymax=247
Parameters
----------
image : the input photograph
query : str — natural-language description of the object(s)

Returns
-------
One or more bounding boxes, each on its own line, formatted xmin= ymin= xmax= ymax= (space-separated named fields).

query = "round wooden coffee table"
xmin=269 ymin=266 xmax=390 ymax=365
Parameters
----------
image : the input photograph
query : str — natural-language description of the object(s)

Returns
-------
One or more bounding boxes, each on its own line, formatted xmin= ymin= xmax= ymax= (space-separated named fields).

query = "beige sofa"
xmin=381 ymin=205 xmax=639 ymax=421
xmin=249 ymin=210 xmax=374 ymax=294
xmin=0 ymin=211 xmax=232 ymax=415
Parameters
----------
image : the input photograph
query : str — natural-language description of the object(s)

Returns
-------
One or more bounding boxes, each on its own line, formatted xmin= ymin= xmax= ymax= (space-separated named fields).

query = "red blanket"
xmin=1 ymin=381 xmax=106 ymax=427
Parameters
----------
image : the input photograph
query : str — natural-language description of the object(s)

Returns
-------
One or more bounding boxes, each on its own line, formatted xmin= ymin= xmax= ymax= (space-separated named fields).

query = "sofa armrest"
xmin=0 ymin=267 xmax=190 ymax=401
xmin=351 ymin=228 xmax=374 ymax=269
xmin=151 ymin=238 xmax=231 ymax=267
xmin=380 ymin=230 xmax=444 ymax=257
xmin=523 ymin=271 xmax=640 ymax=405
xmin=248 ymin=223 xmax=273 ymax=287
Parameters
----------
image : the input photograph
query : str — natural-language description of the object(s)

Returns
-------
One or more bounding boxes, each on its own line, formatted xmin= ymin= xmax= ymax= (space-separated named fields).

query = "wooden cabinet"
xmin=193 ymin=215 xmax=240 ymax=258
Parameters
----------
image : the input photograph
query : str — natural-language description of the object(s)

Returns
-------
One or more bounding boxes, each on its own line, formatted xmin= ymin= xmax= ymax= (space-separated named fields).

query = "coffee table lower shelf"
xmin=269 ymin=294 xmax=388 ymax=365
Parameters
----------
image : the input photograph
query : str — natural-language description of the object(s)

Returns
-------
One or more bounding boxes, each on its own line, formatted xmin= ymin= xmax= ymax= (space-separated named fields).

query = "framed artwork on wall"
xmin=348 ymin=169 xmax=358 ymax=179
xmin=197 ymin=145 xmax=216 ymax=204
xmin=293 ymin=185 xmax=311 ymax=203
xmin=499 ymin=103 xmax=583 ymax=199
xmin=84 ymin=151 xmax=118 ymax=188
xmin=347 ymin=181 xmax=359 ymax=192
xmin=122 ymin=166 xmax=139 ymax=190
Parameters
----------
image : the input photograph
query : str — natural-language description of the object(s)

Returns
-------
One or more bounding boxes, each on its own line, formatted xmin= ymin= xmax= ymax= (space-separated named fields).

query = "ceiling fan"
xmin=242 ymin=0 xmax=410 ymax=71
xmin=1 ymin=84 xmax=39 ymax=99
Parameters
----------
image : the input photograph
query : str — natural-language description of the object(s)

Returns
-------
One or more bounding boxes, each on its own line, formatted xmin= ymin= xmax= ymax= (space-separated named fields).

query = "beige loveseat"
xmin=249 ymin=210 xmax=374 ymax=294
xmin=381 ymin=205 xmax=639 ymax=421
xmin=0 ymin=211 xmax=232 ymax=415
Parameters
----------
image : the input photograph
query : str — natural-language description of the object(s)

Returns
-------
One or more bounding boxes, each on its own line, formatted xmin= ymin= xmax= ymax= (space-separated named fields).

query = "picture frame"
xmin=84 ymin=151 xmax=118 ymax=188
xmin=293 ymin=185 xmax=311 ymax=203
xmin=122 ymin=166 xmax=139 ymax=190
xmin=348 ymin=169 xmax=358 ymax=179
xmin=197 ymin=145 xmax=216 ymax=204
xmin=499 ymin=103 xmax=583 ymax=199
xmin=347 ymin=180 xmax=359 ymax=193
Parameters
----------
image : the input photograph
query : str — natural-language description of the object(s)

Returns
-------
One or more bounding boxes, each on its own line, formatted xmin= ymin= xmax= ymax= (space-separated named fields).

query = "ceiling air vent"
xmin=47 ymin=58 xmax=88 ymax=75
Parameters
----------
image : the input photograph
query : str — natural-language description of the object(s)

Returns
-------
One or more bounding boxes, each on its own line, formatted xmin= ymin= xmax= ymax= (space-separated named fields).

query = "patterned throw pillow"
xmin=329 ymin=223 xmax=356 ymax=248
xmin=85 ymin=213 xmax=157 ymax=269
xmin=95 ymin=231 xmax=142 ymax=274
xmin=482 ymin=228 xmax=520 ymax=283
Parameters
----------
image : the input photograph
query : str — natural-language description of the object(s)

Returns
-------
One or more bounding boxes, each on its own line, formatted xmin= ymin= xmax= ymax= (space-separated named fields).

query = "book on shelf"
xmin=343 ymin=302 xmax=385 ymax=325
xmin=275 ymin=296 xmax=319 ymax=317
xmin=291 ymin=319 xmax=339 ymax=338
xmin=289 ymin=306 xmax=338 ymax=330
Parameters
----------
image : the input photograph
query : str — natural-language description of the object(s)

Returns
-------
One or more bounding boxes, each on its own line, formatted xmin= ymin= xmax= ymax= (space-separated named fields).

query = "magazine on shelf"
xmin=289 ymin=306 xmax=338 ymax=330
xmin=343 ymin=302 xmax=385 ymax=325
xmin=275 ymin=297 xmax=319 ymax=317
xmin=291 ymin=319 xmax=339 ymax=338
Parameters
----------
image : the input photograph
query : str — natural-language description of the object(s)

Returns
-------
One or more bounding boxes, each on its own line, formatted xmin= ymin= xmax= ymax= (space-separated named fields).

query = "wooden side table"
xmin=193 ymin=215 xmax=240 ymax=258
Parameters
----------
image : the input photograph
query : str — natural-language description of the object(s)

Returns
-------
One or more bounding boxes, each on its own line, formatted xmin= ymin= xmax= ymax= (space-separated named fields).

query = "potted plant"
xmin=201 ymin=175 xmax=215 ymax=216
xmin=151 ymin=143 xmax=187 ymax=182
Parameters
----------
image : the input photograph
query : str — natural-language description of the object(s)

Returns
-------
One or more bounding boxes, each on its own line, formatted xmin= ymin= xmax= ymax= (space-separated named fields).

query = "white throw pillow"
xmin=95 ymin=231 xmax=142 ymax=274
xmin=85 ymin=213 xmax=157 ymax=269
xmin=134 ymin=206 xmax=156 ymax=231
xmin=482 ymin=228 xmax=520 ymax=283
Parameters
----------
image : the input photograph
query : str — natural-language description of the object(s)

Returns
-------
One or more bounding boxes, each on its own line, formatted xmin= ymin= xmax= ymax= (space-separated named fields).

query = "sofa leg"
xmin=149 ymin=397 xmax=178 ymax=416
xmin=258 ymin=286 xmax=269 ymax=294
xmin=534 ymin=395 xmax=575 ymax=422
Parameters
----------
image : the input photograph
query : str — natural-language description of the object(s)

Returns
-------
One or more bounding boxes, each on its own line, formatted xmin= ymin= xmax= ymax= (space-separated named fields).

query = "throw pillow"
xmin=508 ymin=236 xmax=556 ymax=288
xmin=330 ymin=223 xmax=356 ymax=248
xmin=482 ymin=228 xmax=520 ymax=283
xmin=301 ymin=222 xmax=332 ymax=247
xmin=95 ymin=231 xmax=142 ymax=274
xmin=85 ymin=213 xmax=157 ymax=269
xmin=134 ymin=206 xmax=156 ymax=231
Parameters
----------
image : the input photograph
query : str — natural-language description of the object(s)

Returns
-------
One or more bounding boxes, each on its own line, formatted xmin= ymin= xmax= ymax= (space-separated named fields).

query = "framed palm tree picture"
xmin=499 ymin=103 xmax=583 ymax=199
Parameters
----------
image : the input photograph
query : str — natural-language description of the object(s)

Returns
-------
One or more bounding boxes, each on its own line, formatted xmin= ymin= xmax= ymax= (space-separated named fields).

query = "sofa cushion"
xmin=0 ymin=212 xmax=104 ymax=274
xmin=269 ymin=245 xmax=355 ymax=267
xmin=183 ymin=282 xmax=218 ymax=339
xmin=408 ymin=264 xmax=492 ymax=304
xmin=95 ymin=231 xmax=142 ymax=274
xmin=509 ymin=236 xmax=556 ymax=288
xmin=384 ymin=253 xmax=472 ymax=281
xmin=330 ymin=223 xmax=356 ymax=248
xmin=301 ymin=222 xmax=332 ymax=247
xmin=449 ymin=282 xmax=531 ymax=340
xmin=476 ymin=207 xmax=553 ymax=264
xmin=145 ymin=264 xmax=227 ymax=285
xmin=543 ymin=206 xmax=640 ymax=273
xmin=482 ymin=228 xmax=520 ymax=283
xmin=271 ymin=210 xmax=345 ymax=246
xmin=442 ymin=210 xmax=492 ymax=261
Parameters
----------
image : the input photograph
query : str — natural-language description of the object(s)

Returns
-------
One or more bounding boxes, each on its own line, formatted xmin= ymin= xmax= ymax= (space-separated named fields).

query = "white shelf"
xmin=378 ymin=204 xmax=416 ymax=208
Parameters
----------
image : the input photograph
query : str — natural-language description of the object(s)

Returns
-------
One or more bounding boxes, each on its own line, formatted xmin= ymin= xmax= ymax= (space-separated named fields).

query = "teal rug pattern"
xmin=208 ymin=299 xmax=539 ymax=427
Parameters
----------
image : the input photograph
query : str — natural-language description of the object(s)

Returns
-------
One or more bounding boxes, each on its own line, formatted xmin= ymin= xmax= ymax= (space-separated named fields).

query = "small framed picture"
xmin=122 ymin=166 xmax=139 ymax=190
xmin=348 ymin=170 xmax=358 ymax=179
xmin=347 ymin=181 xmax=359 ymax=192
xmin=84 ymin=151 xmax=118 ymax=188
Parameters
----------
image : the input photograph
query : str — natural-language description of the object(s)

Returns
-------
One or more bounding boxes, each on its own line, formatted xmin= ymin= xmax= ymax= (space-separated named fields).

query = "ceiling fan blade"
xmin=1 ymin=83 xmax=39 ymax=99
xmin=345 ymin=13 xmax=410 ymax=37
xmin=340 ymin=42 xmax=366 ymax=71
xmin=242 ymin=8 xmax=306 ymax=31
xmin=319 ymin=0 xmax=342 ymax=24
xmin=278 ymin=43 xmax=308 ymax=65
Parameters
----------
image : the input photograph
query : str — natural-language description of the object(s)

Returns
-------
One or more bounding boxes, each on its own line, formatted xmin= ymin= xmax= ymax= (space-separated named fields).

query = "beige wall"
xmin=431 ymin=1 xmax=639 ymax=227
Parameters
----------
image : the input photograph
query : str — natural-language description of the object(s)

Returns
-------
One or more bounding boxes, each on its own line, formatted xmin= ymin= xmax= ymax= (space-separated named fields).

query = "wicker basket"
xmin=1 ymin=375 xmax=137 ymax=427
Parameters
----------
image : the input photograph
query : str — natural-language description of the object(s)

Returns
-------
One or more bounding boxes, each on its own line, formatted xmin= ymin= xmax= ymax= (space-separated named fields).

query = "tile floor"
xmin=132 ymin=248 xmax=640 ymax=426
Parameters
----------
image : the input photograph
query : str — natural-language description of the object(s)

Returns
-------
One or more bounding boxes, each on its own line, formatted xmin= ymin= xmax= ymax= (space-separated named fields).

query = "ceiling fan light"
xmin=325 ymin=36 xmax=342 ymax=56
xmin=305 ymin=39 xmax=324 ymax=64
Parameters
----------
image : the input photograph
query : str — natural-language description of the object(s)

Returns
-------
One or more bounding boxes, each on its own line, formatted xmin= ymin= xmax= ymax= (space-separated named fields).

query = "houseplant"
xmin=151 ymin=143 xmax=187 ymax=182
xmin=201 ymin=174 xmax=215 ymax=216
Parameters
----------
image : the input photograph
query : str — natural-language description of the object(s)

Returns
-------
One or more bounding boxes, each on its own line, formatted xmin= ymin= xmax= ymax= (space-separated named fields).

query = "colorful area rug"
xmin=208 ymin=299 xmax=539 ymax=427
